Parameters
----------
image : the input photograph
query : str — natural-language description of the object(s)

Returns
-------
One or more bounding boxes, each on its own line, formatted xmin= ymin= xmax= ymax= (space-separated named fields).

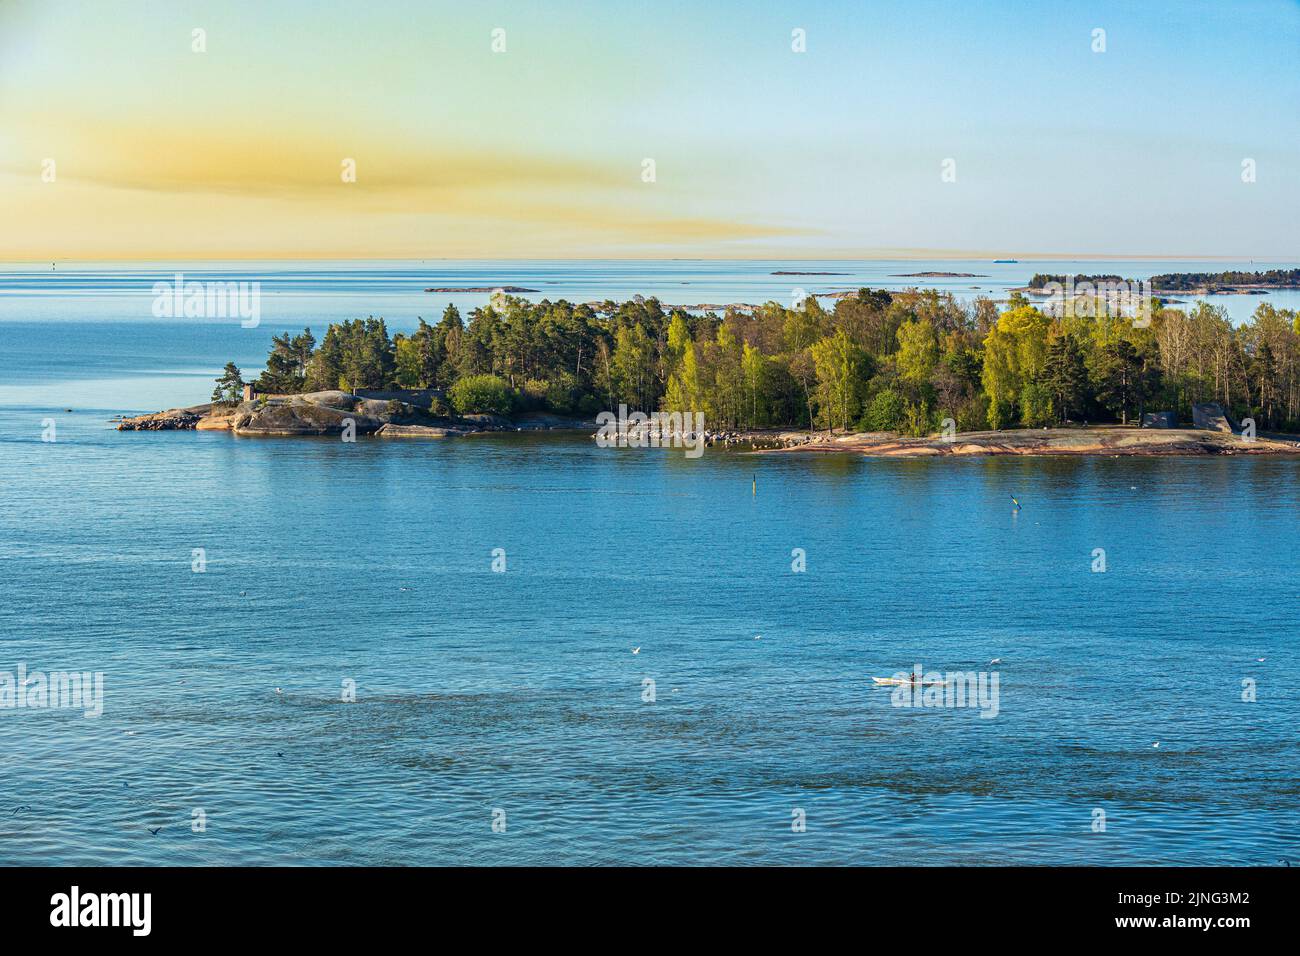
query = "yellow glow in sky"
xmin=3 ymin=0 xmax=1297 ymax=260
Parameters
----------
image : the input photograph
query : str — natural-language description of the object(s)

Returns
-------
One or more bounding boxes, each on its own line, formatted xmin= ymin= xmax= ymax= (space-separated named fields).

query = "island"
xmin=425 ymin=285 xmax=540 ymax=293
xmin=1025 ymin=269 xmax=1300 ymax=295
xmin=1025 ymin=273 xmax=1128 ymax=289
xmin=891 ymin=272 xmax=987 ymax=278
xmin=1145 ymin=268 xmax=1300 ymax=294
xmin=117 ymin=287 xmax=1300 ymax=455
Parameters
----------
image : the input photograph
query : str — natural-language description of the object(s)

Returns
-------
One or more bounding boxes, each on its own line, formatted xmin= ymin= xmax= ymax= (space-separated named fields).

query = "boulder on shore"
xmin=1142 ymin=411 xmax=1178 ymax=429
xmin=233 ymin=402 xmax=381 ymax=436
xmin=1192 ymin=402 xmax=1234 ymax=433
xmin=375 ymin=423 xmax=464 ymax=438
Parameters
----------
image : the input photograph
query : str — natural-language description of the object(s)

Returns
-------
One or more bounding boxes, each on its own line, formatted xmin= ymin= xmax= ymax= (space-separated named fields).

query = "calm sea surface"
xmin=1 ymin=262 xmax=1297 ymax=865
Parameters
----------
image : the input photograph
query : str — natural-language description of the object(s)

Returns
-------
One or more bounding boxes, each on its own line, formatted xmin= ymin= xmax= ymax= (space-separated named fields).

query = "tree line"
xmin=1028 ymin=269 xmax=1300 ymax=293
xmin=1147 ymin=269 xmax=1300 ymax=291
xmin=221 ymin=290 xmax=1300 ymax=433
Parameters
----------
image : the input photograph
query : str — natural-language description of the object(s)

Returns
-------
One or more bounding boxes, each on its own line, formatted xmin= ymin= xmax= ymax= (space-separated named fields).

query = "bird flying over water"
xmin=631 ymin=647 xmax=640 ymax=655
xmin=148 ymin=826 xmax=162 ymax=835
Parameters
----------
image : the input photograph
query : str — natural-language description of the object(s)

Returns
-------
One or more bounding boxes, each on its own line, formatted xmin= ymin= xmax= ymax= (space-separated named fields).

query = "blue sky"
xmin=1 ymin=0 xmax=1296 ymax=258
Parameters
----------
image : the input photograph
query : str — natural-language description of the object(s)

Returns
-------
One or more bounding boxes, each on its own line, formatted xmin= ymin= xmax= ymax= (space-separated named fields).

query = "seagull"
xmin=631 ymin=647 xmax=640 ymax=655
xmin=989 ymin=658 xmax=1002 ymax=666
xmin=754 ymin=635 xmax=762 ymax=640
xmin=1257 ymin=657 xmax=1266 ymax=662
xmin=11 ymin=806 xmax=30 ymax=815
xmin=399 ymin=586 xmax=412 ymax=592
xmin=239 ymin=590 xmax=247 ymax=597
xmin=277 ymin=751 xmax=284 ymax=758
xmin=1152 ymin=742 xmax=1160 ymax=748
xmin=148 ymin=826 xmax=162 ymax=835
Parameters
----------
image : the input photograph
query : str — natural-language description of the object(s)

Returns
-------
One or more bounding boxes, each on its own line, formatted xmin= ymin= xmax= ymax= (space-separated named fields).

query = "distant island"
xmin=891 ymin=272 xmax=987 ymax=278
xmin=1145 ymin=268 xmax=1300 ymax=293
xmin=117 ymin=285 xmax=1300 ymax=452
xmin=1026 ymin=273 xmax=1128 ymax=289
xmin=1027 ymin=269 xmax=1300 ymax=294
xmin=770 ymin=270 xmax=848 ymax=276
xmin=425 ymin=285 xmax=539 ymax=293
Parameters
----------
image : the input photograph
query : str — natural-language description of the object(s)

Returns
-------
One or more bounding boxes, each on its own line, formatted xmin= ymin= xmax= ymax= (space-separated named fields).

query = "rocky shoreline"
xmin=118 ymin=396 xmax=1300 ymax=457
xmin=117 ymin=390 xmax=590 ymax=437
xmin=751 ymin=426 xmax=1300 ymax=457
xmin=586 ymin=425 xmax=1300 ymax=456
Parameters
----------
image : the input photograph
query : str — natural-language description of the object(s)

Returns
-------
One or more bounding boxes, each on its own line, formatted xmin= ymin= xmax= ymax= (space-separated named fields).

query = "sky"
xmin=1 ymin=0 xmax=1297 ymax=260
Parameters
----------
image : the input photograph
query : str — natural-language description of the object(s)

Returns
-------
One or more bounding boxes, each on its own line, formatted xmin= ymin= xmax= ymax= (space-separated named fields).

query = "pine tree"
xmin=212 ymin=362 xmax=244 ymax=405
xmin=1095 ymin=339 xmax=1140 ymax=424
xmin=1041 ymin=333 xmax=1088 ymax=423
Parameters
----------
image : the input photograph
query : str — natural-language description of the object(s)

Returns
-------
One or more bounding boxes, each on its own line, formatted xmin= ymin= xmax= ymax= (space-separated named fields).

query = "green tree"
xmin=741 ymin=343 xmax=772 ymax=427
xmin=981 ymin=305 xmax=1050 ymax=427
xmin=612 ymin=323 xmax=656 ymax=411
xmin=1041 ymin=333 xmax=1089 ymax=423
xmin=895 ymin=318 xmax=940 ymax=387
xmin=394 ymin=335 xmax=424 ymax=388
xmin=1095 ymin=339 xmax=1142 ymax=424
xmin=863 ymin=389 xmax=906 ymax=431
xmin=212 ymin=362 xmax=245 ymax=405
xmin=258 ymin=329 xmax=315 ymax=394
xmin=709 ymin=322 xmax=745 ymax=427
xmin=663 ymin=332 xmax=702 ymax=414
xmin=811 ymin=330 xmax=867 ymax=431
xmin=448 ymin=374 xmax=516 ymax=415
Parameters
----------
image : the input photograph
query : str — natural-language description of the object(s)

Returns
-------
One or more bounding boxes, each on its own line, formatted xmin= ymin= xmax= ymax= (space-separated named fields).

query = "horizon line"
xmin=3 ymin=253 xmax=1297 ymax=265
